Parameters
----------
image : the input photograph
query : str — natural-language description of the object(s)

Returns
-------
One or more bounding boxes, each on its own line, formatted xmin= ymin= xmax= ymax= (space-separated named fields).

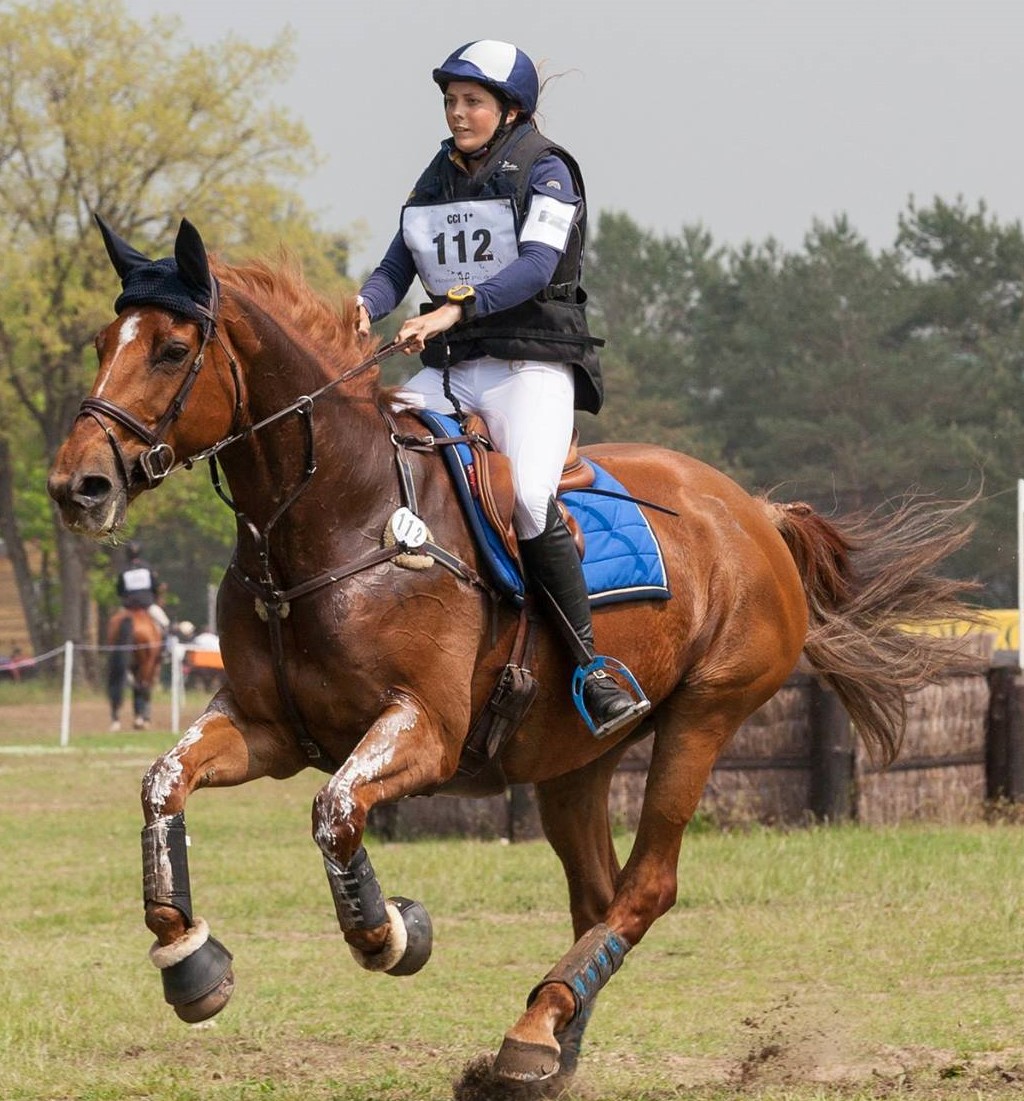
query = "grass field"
xmin=3 ymin=690 xmax=1024 ymax=1100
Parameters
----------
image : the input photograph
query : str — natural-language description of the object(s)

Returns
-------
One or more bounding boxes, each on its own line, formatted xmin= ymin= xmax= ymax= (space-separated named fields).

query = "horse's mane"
xmin=213 ymin=255 xmax=376 ymax=377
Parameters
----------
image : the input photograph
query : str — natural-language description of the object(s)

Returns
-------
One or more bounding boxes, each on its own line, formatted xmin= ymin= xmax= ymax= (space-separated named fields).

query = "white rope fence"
xmin=2 ymin=640 xmax=192 ymax=745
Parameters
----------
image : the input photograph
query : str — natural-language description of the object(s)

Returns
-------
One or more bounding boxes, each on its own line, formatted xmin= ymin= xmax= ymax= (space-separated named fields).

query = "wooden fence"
xmin=371 ymin=644 xmax=1024 ymax=841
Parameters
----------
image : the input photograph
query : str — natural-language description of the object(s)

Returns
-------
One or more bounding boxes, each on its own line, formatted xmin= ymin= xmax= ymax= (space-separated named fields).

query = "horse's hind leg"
xmin=482 ymin=754 xmax=624 ymax=1088
xmin=133 ymin=683 xmax=151 ymax=729
xmin=141 ymin=693 xmax=303 ymax=1022
xmin=494 ymin=701 xmax=738 ymax=1084
xmin=107 ymin=664 xmax=123 ymax=731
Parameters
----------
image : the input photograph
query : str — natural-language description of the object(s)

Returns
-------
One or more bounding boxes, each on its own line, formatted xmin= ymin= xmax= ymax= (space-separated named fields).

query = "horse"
xmin=105 ymin=605 xmax=163 ymax=731
xmin=47 ymin=217 xmax=977 ymax=1093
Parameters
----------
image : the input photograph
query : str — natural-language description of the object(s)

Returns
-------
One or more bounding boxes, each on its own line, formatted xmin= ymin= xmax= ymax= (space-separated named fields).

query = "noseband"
xmin=77 ymin=282 xmax=242 ymax=489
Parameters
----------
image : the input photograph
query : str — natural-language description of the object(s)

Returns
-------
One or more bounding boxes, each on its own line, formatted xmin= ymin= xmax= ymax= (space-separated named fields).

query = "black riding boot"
xmin=519 ymin=500 xmax=648 ymax=739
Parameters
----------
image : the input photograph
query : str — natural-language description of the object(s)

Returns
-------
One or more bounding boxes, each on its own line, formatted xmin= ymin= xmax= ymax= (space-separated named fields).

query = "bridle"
xmin=76 ymin=284 xmax=414 ymax=493
xmin=77 ymin=282 xmax=244 ymax=490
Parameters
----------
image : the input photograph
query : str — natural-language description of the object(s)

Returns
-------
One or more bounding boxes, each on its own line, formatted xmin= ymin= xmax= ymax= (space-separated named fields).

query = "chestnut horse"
xmin=48 ymin=218 xmax=976 ymax=1092
xmin=106 ymin=606 xmax=163 ymax=731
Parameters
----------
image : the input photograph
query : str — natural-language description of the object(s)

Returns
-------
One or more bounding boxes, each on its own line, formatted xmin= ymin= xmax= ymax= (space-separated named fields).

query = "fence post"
xmin=170 ymin=641 xmax=184 ymax=734
xmin=59 ymin=639 xmax=74 ymax=747
xmin=986 ymin=659 xmax=1024 ymax=803
xmin=809 ymin=680 xmax=854 ymax=822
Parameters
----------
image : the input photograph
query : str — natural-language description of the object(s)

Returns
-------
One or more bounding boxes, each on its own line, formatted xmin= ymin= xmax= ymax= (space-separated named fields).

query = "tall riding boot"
xmin=519 ymin=500 xmax=649 ymax=739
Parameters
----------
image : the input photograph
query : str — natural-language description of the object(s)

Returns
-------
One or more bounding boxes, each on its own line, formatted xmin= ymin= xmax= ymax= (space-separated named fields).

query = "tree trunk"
xmin=0 ymin=436 xmax=48 ymax=653
xmin=54 ymin=521 xmax=94 ymax=648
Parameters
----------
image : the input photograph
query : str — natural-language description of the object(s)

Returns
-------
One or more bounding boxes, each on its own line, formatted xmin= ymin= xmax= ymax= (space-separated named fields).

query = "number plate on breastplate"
xmin=390 ymin=507 xmax=429 ymax=549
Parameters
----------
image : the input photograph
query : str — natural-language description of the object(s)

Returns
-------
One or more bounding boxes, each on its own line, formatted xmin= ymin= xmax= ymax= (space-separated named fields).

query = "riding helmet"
xmin=433 ymin=40 xmax=539 ymax=117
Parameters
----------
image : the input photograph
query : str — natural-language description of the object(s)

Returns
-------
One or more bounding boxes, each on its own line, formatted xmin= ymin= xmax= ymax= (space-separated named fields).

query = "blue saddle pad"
xmin=417 ymin=410 xmax=671 ymax=607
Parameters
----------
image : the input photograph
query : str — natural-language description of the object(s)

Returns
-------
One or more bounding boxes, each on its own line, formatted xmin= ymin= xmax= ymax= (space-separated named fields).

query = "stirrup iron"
xmin=571 ymin=656 xmax=650 ymax=739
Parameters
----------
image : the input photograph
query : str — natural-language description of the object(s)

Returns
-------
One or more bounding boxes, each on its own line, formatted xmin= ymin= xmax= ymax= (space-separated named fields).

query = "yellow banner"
xmin=910 ymin=609 xmax=1019 ymax=651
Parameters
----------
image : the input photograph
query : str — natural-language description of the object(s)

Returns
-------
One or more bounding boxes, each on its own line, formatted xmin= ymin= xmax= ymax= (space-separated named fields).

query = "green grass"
xmin=2 ymin=731 xmax=1024 ymax=1100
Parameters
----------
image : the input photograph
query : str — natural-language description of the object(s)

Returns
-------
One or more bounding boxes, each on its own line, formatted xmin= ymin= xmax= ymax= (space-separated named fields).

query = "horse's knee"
xmin=311 ymin=778 xmax=365 ymax=861
xmin=141 ymin=752 xmax=187 ymax=817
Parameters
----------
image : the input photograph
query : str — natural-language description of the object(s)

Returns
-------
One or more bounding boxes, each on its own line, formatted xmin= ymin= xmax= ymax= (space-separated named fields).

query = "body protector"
xmin=401 ymin=124 xmax=605 ymax=413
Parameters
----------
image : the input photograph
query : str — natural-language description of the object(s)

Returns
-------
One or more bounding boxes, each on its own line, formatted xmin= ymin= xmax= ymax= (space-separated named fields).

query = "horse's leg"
xmin=312 ymin=693 xmax=455 ymax=976
xmin=141 ymin=691 xmax=304 ymax=1022
xmin=494 ymin=699 xmax=739 ymax=1083
xmin=515 ymin=754 xmax=625 ymax=1086
xmin=107 ymin=659 xmax=123 ymax=731
xmin=133 ymin=679 xmax=150 ymax=729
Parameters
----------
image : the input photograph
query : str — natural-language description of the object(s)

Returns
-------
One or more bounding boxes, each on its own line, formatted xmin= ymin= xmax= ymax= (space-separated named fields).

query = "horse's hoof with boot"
xmin=348 ymin=896 xmax=433 ymax=975
xmin=149 ymin=917 xmax=235 ymax=1023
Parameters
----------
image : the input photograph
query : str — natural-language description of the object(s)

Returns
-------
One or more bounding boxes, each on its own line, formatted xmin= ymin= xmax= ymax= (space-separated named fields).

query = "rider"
xmin=356 ymin=40 xmax=649 ymax=739
xmin=117 ymin=541 xmax=170 ymax=637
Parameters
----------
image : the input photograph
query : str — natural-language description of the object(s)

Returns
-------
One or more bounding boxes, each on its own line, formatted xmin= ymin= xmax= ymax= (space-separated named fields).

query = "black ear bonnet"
xmin=95 ymin=214 xmax=217 ymax=324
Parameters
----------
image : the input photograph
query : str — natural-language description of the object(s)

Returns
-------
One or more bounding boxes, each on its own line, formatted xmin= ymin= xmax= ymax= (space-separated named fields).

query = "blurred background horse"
xmin=106 ymin=606 xmax=162 ymax=731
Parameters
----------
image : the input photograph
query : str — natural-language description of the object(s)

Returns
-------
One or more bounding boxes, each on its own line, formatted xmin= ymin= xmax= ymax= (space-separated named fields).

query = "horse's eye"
xmin=158 ymin=342 xmax=191 ymax=364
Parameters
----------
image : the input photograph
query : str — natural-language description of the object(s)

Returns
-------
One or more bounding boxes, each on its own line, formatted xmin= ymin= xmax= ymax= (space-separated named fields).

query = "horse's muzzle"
xmin=47 ymin=467 xmax=127 ymax=537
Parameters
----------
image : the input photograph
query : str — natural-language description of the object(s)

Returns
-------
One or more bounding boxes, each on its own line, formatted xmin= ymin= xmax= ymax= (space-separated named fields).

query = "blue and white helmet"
xmin=432 ymin=40 xmax=539 ymax=118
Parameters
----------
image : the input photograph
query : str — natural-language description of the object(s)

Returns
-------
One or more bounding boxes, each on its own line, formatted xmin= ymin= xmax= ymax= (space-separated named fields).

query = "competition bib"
xmin=402 ymin=198 xmax=519 ymax=296
xmin=121 ymin=566 xmax=152 ymax=593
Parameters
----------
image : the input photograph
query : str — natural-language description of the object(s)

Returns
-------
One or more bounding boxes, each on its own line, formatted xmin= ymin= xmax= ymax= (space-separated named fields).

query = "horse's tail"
xmin=766 ymin=495 xmax=981 ymax=765
xmin=108 ymin=612 xmax=134 ymax=697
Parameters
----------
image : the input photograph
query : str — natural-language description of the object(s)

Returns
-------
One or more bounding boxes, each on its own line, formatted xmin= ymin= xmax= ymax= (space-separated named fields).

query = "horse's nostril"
xmin=75 ymin=474 xmax=113 ymax=504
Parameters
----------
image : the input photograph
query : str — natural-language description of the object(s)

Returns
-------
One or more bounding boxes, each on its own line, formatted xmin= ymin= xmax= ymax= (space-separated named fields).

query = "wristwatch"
xmin=446 ymin=284 xmax=477 ymax=321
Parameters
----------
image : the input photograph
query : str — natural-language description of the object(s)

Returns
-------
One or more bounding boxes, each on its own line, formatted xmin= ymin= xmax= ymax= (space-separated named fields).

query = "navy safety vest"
xmin=403 ymin=124 xmax=605 ymax=413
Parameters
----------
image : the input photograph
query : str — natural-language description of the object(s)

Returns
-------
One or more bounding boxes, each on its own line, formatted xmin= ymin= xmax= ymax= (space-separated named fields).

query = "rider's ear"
xmin=174 ymin=219 xmax=213 ymax=301
xmin=94 ymin=212 xmax=152 ymax=280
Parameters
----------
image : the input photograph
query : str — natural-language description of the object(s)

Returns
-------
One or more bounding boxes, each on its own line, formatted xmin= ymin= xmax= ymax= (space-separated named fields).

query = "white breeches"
xmin=148 ymin=604 xmax=170 ymax=631
xmin=396 ymin=356 xmax=576 ymax=538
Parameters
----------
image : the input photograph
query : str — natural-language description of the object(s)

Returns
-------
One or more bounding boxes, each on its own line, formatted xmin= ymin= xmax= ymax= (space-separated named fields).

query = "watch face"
xmin=448 ymin=284 xmax=474 ymax=301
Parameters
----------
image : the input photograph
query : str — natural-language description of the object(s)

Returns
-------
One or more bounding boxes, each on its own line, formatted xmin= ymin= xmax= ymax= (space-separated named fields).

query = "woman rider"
xmin=356 ymin=39 xmax=648 ymax=739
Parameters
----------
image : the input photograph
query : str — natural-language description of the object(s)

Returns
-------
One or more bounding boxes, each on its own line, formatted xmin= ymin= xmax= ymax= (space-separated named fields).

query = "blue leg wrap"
xmin=528 ymin=924 xmax=630 ymax=1022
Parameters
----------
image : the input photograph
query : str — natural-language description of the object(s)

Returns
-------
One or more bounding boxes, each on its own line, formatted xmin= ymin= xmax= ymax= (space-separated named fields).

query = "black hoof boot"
xmin=149 ymin=918 xmax=235 ymax=1023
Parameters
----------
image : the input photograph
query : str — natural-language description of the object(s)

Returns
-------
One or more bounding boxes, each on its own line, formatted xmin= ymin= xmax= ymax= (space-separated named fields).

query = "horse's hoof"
xmin=383 ymin=896 xmax=433 ymax=976
xmin=149 ymin=918 xmax=234 ymax=1022
xmin=109 ymin=721 xmax=121 ymax=732
xmin=133 ymin=716 xmax=148 ymax=730
xmin=347 ymin=896 xmax=433 ymax=975
xmin=492 ymin=1035 xmax=560 ymax=1083
xmin=172 ymin=970 xmax=235 ymax=1023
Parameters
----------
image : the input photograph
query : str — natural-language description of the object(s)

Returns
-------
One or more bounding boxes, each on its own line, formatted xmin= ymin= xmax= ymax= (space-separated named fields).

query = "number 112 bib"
xmin=402 ymin=198 xmax=519 ymax=297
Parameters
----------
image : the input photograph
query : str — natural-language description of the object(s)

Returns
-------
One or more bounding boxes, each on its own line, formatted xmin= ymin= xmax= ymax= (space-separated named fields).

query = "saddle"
xmin=459 ymin=412 xmax=592 ymax=567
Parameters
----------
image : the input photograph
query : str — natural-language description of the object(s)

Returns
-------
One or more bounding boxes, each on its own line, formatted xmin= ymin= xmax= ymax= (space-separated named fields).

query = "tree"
xmin=895 ymin=198 xmax=1024 ymax=602
xmin=586 ymin=211 xmax=730 ymax=464
xmin=588 ymin=208 xmax=1019 ymax=603
xmin=0 ymin=0 xmax=354 ymax=650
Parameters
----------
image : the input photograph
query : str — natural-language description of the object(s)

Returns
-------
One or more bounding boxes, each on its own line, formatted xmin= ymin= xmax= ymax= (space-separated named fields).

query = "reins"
xmin=185 ymin=334 xmax=418 ymax=471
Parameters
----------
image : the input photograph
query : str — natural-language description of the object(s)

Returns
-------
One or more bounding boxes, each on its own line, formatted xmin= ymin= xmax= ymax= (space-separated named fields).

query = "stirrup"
xmin=571 ymin=656 xmax=651 ymax=739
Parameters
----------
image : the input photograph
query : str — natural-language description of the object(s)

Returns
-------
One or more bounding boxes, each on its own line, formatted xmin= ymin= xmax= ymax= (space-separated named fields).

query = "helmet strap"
xmin=466 ymin=106 xmax=516 ymax=161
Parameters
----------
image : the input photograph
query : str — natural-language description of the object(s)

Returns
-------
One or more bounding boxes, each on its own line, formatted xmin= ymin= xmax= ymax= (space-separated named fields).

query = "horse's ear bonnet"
xmin=94 ymin=213 xmax=217 ymax=324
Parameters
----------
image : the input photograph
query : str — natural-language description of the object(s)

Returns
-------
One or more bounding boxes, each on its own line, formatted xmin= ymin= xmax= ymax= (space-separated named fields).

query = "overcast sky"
xmin=127 ymin=0 xmax=1023 ymax=278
